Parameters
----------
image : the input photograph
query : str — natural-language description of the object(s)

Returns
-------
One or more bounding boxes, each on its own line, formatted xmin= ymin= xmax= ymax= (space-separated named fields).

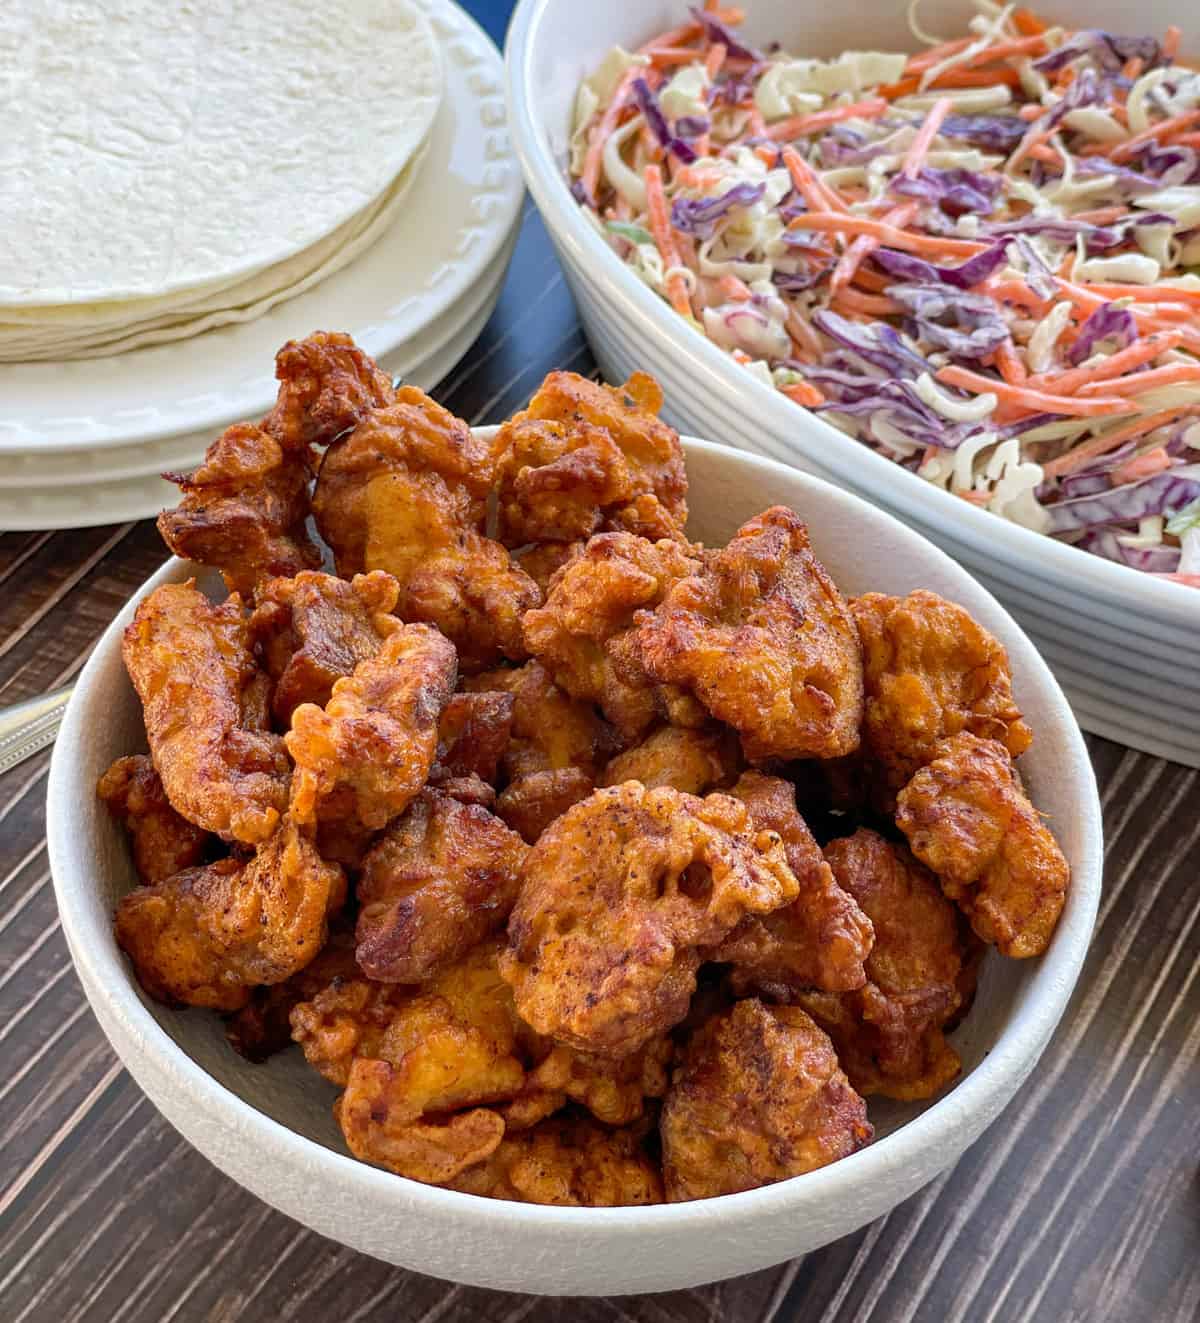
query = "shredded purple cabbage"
xmin=689 ymin=7 xmax=763 ymax=63
xmin=675 ymin=115 xmax=710 ymax=139
xmin=891 ymin=166 xmax=1003 ymax=218
xmin=1044 ymin=465 xmax=1200 ymax=533
xmin=772 ymin=264 xmax=834 ymax=293
xmin=1012 ymin=235 xmax=1058 ymax=301
xmin=811 ymin=377 xmax=981 ymax=450
xmin=1073 ymin=157 xmax=1161 ymax=195
xmin=811 ymin=310 xmax=929 ymax=378
xmin=1133 ymin=143 xmax=1200 ymax=187
xmin=889 ymin=283 xmax=1011 ymax=359
xmin=1067 ymin=303 xmax=1138 ymax=365
xmin=632 ymin=78 xmax=697 ymax=164
xmin=670 ymin=182 xmax=766 ymax=239
xmin=1034 ymin=30 xmax=1161 ymax=76
xmin=939 ymin=114 xmax=1029 ymax=151
xmin=871 ymin=240 xmax=1012 ymax=290
xmin=1079 ymin=528 xmax=1182 ymax=572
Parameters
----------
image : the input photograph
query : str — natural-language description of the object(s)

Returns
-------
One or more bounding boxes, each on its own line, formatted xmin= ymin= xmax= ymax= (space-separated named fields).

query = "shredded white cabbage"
xmin=661 ymin=66 xmax=709 ymax=121
xmin=1062 ymin=108 xmax=1129 ymax=144
xmin=1118 ymin=515 xmax=1165 ymax=548
xmin=1075 ymin=253 xmax=1161 ymax=285
xmin=601 ymin=115 xmax=647 ymax=210
xmin=916 ymin=372 xmax=998 ymax=422
xmin=1135 ymin=187 xmax=1200 ymax=231
xmin=1025 ymin=301 xmax=1073 ymax=374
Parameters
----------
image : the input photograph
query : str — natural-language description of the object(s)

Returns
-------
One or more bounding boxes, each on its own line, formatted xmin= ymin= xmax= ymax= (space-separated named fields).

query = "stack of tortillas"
xmin=0 ymin=0 xmax=443 ymax=361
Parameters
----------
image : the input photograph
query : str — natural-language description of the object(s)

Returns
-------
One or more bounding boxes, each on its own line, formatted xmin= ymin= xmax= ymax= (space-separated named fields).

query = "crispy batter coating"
xmin=512 ymin=540 xmax=584 ymax=596
xmin=356 ymin=790 xmax=529 ymax=983
xmin=852 ymin=590 xmax=1033 ymax=807
xmin=428 ymin=690 xmax=515 ymax=805
xmin=713 ymin=773 xmax=874 ymax=996
xmin=158 ymin=423 xmax=321 ymax=601
xmin=249 ymin=571 xmax=402 ymax=726
xmin=660 ymin=999 xmax=872 ymax=1201
xmin=630 ymin=507 xmax=864 ymax=762
xmin=522 ymin=1037 xmax=673 ymax=1127
xmin=501 ymin=783 xmax=800 ymax=1057
xmin=114 ymin=818 xmax=345 ymax=1011
xmin=286 ymin=623 xmax=457 ymax=832
xmin=290 ymin=971 xmax=412 ymax=1086
xmin=599 ymin=724 xmax=742 ymax=795
xmin=449 ymin=1112 xmax=663 ymax=1205
xmin=261 ymin=330 xmax=395 ymax=453
xmin=467 ymin=661 xmax=620 ymax=842
xmin=98 ymin=755 xmax=210 ymax=884
xmin=123 ymin=582 xmax=291 ymax=844
xmin=795 ymin=830 xmax=978 ymax=1100
xmin=492 ymin=371 xmax=687 ymax=548
xmin=896 ymin=732 xmax=1069 ymax=958
xmin=522 ymin=531 xmax=705 ymax=739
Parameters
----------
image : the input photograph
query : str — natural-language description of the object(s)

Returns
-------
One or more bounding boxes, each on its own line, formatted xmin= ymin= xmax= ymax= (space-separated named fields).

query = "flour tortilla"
xmin=0 ymin=0 xmax=442 ymax=358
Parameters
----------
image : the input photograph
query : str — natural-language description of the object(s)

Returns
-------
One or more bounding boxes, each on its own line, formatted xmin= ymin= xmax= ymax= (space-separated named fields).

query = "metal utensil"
xmin=0 ymin=685 xmax=73 ymax=776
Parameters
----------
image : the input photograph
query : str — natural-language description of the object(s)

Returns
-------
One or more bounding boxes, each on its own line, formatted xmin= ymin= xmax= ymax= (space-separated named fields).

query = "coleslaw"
xmin=567 ymin=1 xmax=1200 ymax=585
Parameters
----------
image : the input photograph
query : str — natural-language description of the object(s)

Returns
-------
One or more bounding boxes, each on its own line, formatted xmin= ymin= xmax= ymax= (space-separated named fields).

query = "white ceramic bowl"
xmin=47 ymin=436 xmax=1102 ymax=1296
xmin=504 ymin=0 xmax=1200 ymax=767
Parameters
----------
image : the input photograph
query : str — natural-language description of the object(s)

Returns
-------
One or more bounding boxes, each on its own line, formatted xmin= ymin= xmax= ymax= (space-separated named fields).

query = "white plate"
xmin=505 ymin=0 xmax=1200 ymax=767
xmin=0 ymin=0 xmax=522 ymax=457
xmin=0 ymin=230 xmax=515 ymax=528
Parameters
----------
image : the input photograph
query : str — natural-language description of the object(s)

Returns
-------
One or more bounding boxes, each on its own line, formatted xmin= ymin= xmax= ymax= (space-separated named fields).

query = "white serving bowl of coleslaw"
xmin=505 ymin=0 xmax=1200 ymax=765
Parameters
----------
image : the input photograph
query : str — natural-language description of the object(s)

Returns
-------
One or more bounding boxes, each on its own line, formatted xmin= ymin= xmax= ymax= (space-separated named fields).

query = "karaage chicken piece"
xmin=599 ymin=724 xmax=742 ymax=795
xmin=522 ymin=531 xmax=705 ymax=739
xmin=895 ymin=732 xmax=1069 ymax=958
xmin=123 ymin=582 xmax=291 ymax=844
xmin=794 ymin=829 xmax=978 ymax=1100
xmin=261 ymin=330 xmax=396 ymax=453
xmin=287 ymin=623 xmax=457 ymax=831
xmin=466 ymin=660 xmax=620 ymax=842
xmin=512 ymin=540 xmax=583 ymax=595
xmin=491 ymin=370 xmax=687 ymax=547
xmin=521 ymin=1036 xmax=673 ymax=1127
xmin=660 ymin=998 xmax=872 ymax=1201
xmin=114 ymin=817 xmax=345 ymax=1011
xmin=290 ymin=969 xmax=413 ymax=1086
xmin=249 ymin=570 xmax=402 ymax=726
xmin=501 ymin=783 xmax=799 ymax=1057
xmin=852 ymin=590 xmax=1033 ymax=808
xmin=98 ymin=755 xmax=210 ymax=884
xmin=630 ymin=507 xmax=864 ymax=762
xmin=428 ymin=689 xmax=515 ymax=805
xmin=355 ymin=790 xmax=529 ymax=984
xmin=713 ymin=773 xmax=874 ymax=996
xmin=158 ymin=423 xmax=322 ymax=601
xmin=449 ymin=1112 xmax=663 ymax=1206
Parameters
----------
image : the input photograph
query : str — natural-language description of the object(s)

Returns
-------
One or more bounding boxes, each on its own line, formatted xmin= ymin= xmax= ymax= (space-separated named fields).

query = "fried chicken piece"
xmin=98 ymin=755 xmax=210 ymax=884
xmin=449 ymin=1112 xmax=663 ymax=1206
xmin=793 ymin=830 xmax=978 ymax=1100
xmin=427 ymin=690 xmax=515 ymax=805
xmin=312 ymin=387 xmax=493 ymax=573
xmin=289 ymin=970 xmax=413 ymax=1086
xmin=123 ymin=582 xmax=291 ymax=844
xmin=491 ymin=370 xmax=687 ymax=548
xmin=114 ymin=818 xmax=346 ymax=1011
xmin=522 ymin=531 xmax=705 ymax=739
xmin=599 ymin=724 xmax=742 ymax=795
xmin=249 ymin=570 xmax=402 ymax=726
xmin=630 ymin=507 xmax=864 ymax=762
xmin=286 ymin=623 xmax=457 ymax=832
xmin=355 ymin=790 xmax=529 ymax=984
xmin=660 ymin=999 xmax=872 ymax=1201
xmin=261 ymin=331 xmax=396 ymax=453
xmin=852 ymin=590 xmax=1033 ymax=808
xmin=158 ymin=423 xmax=322 ymax=601
xmin=512 ymin=540 xmax=584 ymax=595
xmin=501 ymin=783 xmax=800 ymax=1058
xmin=466 ymin=660 xmax=620 ymax=842
xmin=521 ymin=1036 xmax=673 ymax=1127
xmin=712 ymin=772 xmax=874 ymax=996
xmin=226 ymin=927 xmax=360 ymax=1062
xmin=895 ymin=732 xmax=1069 ymax=958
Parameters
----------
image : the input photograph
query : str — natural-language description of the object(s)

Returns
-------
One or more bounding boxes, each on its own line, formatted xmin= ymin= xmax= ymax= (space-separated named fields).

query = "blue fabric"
xmin=462 ymin=0 xmax=515 ymax=49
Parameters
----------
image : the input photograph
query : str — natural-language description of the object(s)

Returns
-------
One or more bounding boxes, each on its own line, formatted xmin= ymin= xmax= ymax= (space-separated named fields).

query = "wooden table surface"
xmin=3 ymin=18 xmax=1200 ymax=1318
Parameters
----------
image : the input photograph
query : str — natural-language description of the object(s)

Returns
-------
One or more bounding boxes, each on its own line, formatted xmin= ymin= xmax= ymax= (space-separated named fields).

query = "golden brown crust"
xmin=249 ymin=570 xmax=402 ymax=726
xmin=97 ymin=755 xmax=210 ymax=884
xmin=851 ymin=590 xmax=1033 ymax=808
xmin=428 ymin=690 xmax=515 ymax=804
xmin=122 ymin=582 xmax=291 ymax=844
xmin=713 ymin=773 xmax=875 ymax=997
xmin=599 ymin=724 xmax=743 ymax=795
xmin=660 ymin=999 xmax=872 ymax=1201
xmin=114 ymin=818 xmax=345 ymax=1011
xmin=355 ymin=790 xmax=529 ymax=984
xmin=794 ymin=829 xmax=977 ymax=1100
xmin=501 ymin=783 xmax=800 ymax=1057
xmin=630 ymin=507 xmax=864 ymax=762
xmin=286 ymin=623 xmax=457 ymax=832
xmin=895 ymin=732 xmax=1069 ymax=958
xmin=522 ymin=1037 xmax=672 ymax=1127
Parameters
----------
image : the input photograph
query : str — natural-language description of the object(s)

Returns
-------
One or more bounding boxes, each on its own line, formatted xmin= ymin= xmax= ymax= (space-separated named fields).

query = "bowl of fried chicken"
xmin=47 ymin=333 xmax=1101 ymax=1296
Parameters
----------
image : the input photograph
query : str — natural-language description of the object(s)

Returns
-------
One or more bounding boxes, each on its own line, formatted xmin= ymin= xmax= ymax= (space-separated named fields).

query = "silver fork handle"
xmin=0 ymin=685 xmax=74 ymax=776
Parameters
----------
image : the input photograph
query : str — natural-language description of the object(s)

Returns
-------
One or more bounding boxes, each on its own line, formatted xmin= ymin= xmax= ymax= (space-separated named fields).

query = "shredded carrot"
xmin=782 ymin=381 xmax=825 ymax=407
xmin=718 ymin=274 xmax=753 ymax=302
xmin=1153 ymin=573 xmax=1200 ymax=586
xmin=959 ymin=35 xmax=1049 ymax=67
xmin=1101 ymin=110 xmax=1200 ymax=163
xmin=1075 ymin=283 xmax=1200 ymax=308
xmin=830 ymin=202 xmax=919 ymax=293
xmin=905 ymin=37 xmax=973 ymax=74
xmin=847 ymin=266 xmax=893 ymax=293
xmin=1071 ymin=207 xmax=1127 ymax=224
xmin=672 ymin=166 xmax=726 ymax=189
xmin=1028 ymin=331 xmax=1183 ymax=395
xmin=880 ymin=66 xmax=1023 ymax=98
xmin=1110 ymin=446 xmax=1171 ymax=485
xmin=705 ymin=42 xmax=727 ymax=77
xmin=1042 ymin=406 xmax=1199 ymax=475
xmin=1122 ymin=56 xmax=1146 ymax=80
xmin=878 ymin=75 xmax=921 ymax=99
xmin=957 ymin=488 xmax=993 ymax=505
xmin=787 ymin=211 xmax=988 ymax=258
xmin=902 ymin=97 xmax=953 ymax=177
xmin=984 ymin=278 xmax=1052 ymax=310
xmin=785 ymin=307 xmax=823 ymax=361
xmin=781 ymin=146 xmax=850 ymax=213
xmin=646 ymin=46 xmax=710 ymax=67
xmin=935 ymin=365 xmax=1135 ymax=417
xmin=833 ymin=287 xmax=904 ymax=316
xmin=643 ymin=164 xmax=693 ymax=318
xmin=1166 ymin=132 xmax=1200 ymax=149
xmin=994 ymin=339 xmax=1028 ymax=386
xmin=1076 ymin=361 xmax=1200 ymax=397
xmin=1164 ymin=25 xmax=1182 ymax=60
xmin=765 ymin=99 xmax=888 ymax=141
xmin=1012 ymin=8 xmax=1047 ymax=36
xmin=731 ymin=348 xmax=753 ymax=365
xmin=580 ymin=67 xmax=640 ymax=203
